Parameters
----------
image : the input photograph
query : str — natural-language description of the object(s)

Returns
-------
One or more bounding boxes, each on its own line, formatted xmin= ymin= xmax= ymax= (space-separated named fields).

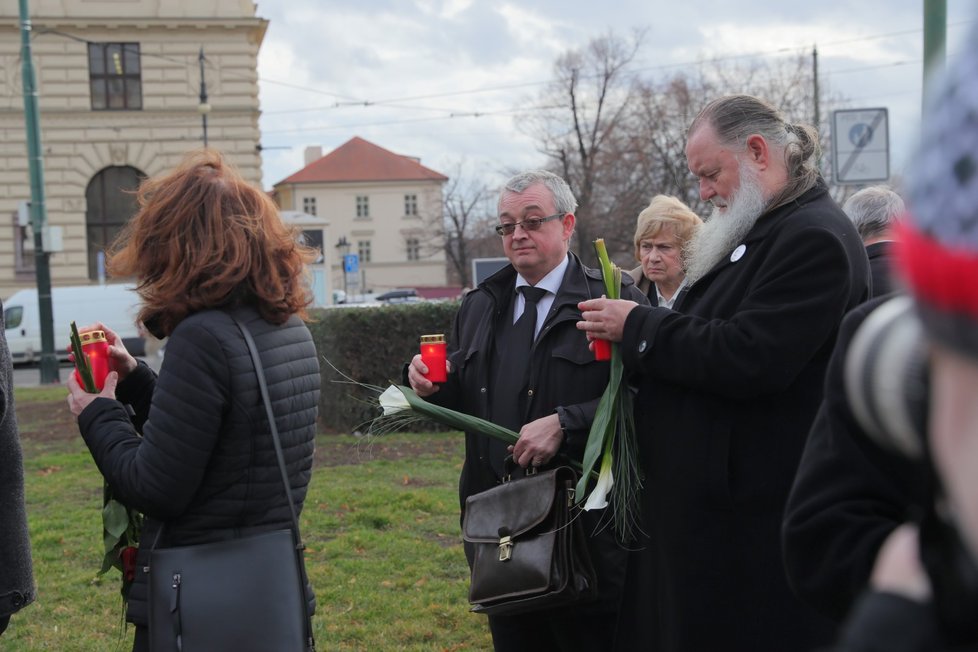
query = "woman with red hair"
xmin=67 ymin=150 xmax=321 ymax=651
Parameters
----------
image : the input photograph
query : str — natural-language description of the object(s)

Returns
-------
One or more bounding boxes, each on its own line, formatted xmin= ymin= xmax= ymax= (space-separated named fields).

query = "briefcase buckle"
xmin=498 ymin=535 xmax=513 ymax=562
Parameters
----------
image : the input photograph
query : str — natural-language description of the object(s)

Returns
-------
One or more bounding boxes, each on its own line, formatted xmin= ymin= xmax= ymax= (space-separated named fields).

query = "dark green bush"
xmin=308 ymin=302 xmax=460 ymax=433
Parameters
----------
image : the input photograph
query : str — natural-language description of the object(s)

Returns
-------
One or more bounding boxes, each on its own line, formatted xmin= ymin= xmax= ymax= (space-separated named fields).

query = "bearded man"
xmin=577 ymin=95 xmax=870 ymax=652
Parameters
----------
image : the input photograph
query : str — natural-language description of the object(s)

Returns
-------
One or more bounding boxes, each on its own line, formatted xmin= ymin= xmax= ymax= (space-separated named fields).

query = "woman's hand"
xmin=71 ymin=322 xmax=139 ymax=380
xmin=67 ymin=370 xmax=119 ymax=417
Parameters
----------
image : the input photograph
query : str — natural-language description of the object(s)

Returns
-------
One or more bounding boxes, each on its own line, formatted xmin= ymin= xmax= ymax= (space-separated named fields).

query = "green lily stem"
xmin=395 ymin=385 xmax=591 ymax=476
xmin=69 ymin=321 xmax=97 ymax=393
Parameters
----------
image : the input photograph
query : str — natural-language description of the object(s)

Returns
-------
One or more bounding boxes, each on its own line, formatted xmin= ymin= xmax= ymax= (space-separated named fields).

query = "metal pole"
xmin=199 ymin=47 xmax=208 ymax=147
xmin=812 ymin=45 xmax=821 ymax=169
xmin=922 ymin=0 xmax=947 ymax=113
xmin=19 ymin=0 xmax=59 ymax=384
xmin=336 ymin=237 xmax=349 ymax=303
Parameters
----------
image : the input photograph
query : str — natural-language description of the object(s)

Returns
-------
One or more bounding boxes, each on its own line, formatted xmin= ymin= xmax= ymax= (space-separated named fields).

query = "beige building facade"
xmin=274 ymin=137 xmax=449 ymax=299
xmin=0 ymin=0 xmax=266 ymax=299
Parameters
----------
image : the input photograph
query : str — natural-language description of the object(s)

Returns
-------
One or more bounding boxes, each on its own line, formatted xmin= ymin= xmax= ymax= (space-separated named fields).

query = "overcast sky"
xmin=253 ymin=1 xmax=976 ymax=193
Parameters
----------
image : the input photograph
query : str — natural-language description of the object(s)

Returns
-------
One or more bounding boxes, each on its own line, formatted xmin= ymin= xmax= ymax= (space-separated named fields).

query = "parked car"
xmin=3 ymin=284 xmax=145 ymax=363
xmin=374 ymin=289 xmax=420 ymax=303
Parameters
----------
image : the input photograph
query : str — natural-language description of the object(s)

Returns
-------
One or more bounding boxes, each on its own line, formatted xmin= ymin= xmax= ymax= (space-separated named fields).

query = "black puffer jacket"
xmin=77 ymin=307 xmax=320 ymax=625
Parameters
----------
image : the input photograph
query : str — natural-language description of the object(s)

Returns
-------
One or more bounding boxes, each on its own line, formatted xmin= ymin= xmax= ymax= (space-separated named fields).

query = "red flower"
xmin=120 ymin=546 xmax=138 ymax=583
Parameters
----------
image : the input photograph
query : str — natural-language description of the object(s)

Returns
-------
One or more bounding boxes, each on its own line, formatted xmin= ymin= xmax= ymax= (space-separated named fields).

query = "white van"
xmin=3 ymin=284 xmax=144 ymax=363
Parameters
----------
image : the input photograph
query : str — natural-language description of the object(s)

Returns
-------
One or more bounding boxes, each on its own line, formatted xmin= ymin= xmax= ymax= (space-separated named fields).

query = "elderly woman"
xmin=628 ymin=195 xmax=703 ymax=308
xmin=66 ymin=151 xmax=321 ymax=651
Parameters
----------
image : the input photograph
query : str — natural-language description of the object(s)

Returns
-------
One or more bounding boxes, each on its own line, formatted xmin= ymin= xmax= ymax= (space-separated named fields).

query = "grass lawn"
xmin=5 ymin=386 xmax=493 ymax=651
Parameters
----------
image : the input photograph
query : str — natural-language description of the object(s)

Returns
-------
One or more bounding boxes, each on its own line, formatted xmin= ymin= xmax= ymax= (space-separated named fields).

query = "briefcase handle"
xmin=501 ymin=454 xmax=577 ymax=482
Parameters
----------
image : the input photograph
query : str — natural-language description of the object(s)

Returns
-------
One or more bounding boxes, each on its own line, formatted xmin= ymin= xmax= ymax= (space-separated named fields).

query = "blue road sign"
xmin=343 ymin=254 xmax=359 ymax=274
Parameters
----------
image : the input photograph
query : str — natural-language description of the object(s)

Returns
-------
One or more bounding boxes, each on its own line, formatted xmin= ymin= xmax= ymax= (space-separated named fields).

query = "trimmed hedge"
xmin=308 ymin=302 xmax=460 ymax=433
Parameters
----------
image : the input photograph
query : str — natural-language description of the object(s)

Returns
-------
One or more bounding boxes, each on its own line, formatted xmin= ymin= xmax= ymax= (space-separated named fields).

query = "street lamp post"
xmin=19 ymin=0 xmax=59 ymax=384
xmin=335 ymin=236 xmax=350 ymax=303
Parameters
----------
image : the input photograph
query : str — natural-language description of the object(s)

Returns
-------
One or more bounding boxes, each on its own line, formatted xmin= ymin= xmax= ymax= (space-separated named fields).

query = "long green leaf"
xmin=69 ymin=321 xmax=97 ymax=393
xmin=593 ymin=239 xmax=618 ymax=299
xmin=575 ymin=344 xmax=624 ymax=498
xmin=573 ymin=239 xmax=645 ymax=543
xmin=576 ymin=239 xmax=624 ymax=498
xmin=101 ymin=499 xmax=130 ymax=541
xmin=395 ymin=385 xmax=588 ymax=474
xmin=398 ymin=385 xmax=518 ymax=444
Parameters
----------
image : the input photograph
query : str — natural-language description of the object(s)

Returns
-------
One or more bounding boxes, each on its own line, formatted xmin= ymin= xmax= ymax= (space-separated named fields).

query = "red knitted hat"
xmin=896 ymin=26 xmax=978 ymax=360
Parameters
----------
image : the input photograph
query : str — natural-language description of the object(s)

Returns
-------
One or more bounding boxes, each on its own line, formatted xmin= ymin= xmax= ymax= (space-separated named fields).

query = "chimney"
xmin=304 ymin=146 xmax=322 ymax=166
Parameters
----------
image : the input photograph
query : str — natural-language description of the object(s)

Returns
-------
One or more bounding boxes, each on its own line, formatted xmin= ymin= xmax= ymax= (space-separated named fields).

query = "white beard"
xmin=685 ymin=161 xmax=767 ymax=285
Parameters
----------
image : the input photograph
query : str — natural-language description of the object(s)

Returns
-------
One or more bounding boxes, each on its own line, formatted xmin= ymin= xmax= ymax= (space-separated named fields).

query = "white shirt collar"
xmin=656 ymin=277 xmax=687 ymax=310
xmin=513 ymin=254 xmax=569 ymax=335
xmin=515 ymin=253 xmax=569 ymax=296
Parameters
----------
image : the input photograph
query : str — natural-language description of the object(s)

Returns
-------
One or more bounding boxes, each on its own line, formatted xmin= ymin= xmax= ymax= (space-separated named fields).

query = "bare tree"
xmin=531 ymin=35 xmax=859 ymax=266
xmin=435 ymin=166 xmax=498 ymax=288
xmin=627 ymin=73 xmax=707 ymax=216
xmin=524 ymin=31 xmax=646 ymax=266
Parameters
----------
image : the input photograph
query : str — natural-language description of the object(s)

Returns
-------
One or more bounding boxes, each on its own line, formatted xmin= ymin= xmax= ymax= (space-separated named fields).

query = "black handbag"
xmin=462 ymin=463 xmax=598 ymax=616
xmin=147 ymin=316 xmax=315 ymax=652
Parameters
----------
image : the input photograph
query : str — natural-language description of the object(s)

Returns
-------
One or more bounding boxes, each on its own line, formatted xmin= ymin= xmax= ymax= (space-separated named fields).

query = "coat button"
xmin=638 ymin=340 xmax=648 ymax=353
xmin=480 ymin=387 xmax=486 ymax=393
xmin=11 ymin=592 xmax=23 ymax=606
xmin=527 ymin=389 xmax=534 ymax=397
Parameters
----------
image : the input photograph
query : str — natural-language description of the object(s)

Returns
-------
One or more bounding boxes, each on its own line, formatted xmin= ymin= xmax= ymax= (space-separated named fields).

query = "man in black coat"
xmin=408 ymin=169 xmax=647 ymax=652
xmin=0 ymin=300 xmax=34 ymax=636
xmin=577 ymin=95 xmax=870 ymax=652
xmin=842 ymin=185 xmax=905 ymax=298
xmin=819 ymin=25 xmax=978 ymax=651
xmin=782 ymin=294 xmax=927 ymax=622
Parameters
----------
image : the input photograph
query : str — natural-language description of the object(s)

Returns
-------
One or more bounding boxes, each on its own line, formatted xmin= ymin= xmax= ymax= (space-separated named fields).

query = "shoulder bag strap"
xmin=232 ymin=314 xmax=316 ymax=652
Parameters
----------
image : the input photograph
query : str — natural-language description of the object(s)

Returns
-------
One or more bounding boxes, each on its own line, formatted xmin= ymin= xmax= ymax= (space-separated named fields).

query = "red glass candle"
xmin=593 ymin=338 xmax=612 ymax=361
xmin=420 ymin=334 xmax=447 ymax=383
xmin=75 ymin=330 xmax=110 ymax=391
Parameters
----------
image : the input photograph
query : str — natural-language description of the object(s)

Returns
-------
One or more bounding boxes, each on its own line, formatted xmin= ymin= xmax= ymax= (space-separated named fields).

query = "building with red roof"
xmin=273 ymin=137 xmax=450 ymax=300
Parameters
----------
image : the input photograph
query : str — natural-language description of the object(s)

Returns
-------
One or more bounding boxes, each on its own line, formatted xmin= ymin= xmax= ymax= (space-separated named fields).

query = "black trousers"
xmin=0 ymin=614 xmax=9 ymax=636
xmin=481 ymin=509 xmax=626 ymax=652
xmin=487 ymin=596 xmax=620 ymax=652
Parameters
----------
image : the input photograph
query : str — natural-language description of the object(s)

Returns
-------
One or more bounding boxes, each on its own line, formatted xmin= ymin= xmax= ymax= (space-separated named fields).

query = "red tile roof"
xmin=275 ymin=136 xmax=448 ymax=185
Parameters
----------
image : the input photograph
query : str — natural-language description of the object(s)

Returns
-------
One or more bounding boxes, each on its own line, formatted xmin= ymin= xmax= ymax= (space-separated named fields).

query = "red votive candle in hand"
xmin=75 ymin=330 xmax=110 ymax=390
xmin=593 ymin=338 xmax=612 ymax=361
xmin=420 ymin=334 xmax=447 ymax=383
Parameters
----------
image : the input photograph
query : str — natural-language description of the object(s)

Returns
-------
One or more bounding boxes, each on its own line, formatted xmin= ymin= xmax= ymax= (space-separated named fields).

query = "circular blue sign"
xmin=849 ymin=123 xmax=874 ymax=148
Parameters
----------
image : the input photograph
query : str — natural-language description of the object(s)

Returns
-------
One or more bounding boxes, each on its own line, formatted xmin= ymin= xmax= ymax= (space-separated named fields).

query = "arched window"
xmin=85 ymin=166 xmax=143 ymax=280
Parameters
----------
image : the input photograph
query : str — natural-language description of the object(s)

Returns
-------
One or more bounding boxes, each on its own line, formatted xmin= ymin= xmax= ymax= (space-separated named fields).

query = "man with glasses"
xmin=408 ymin=169 xmax=647 ymax=651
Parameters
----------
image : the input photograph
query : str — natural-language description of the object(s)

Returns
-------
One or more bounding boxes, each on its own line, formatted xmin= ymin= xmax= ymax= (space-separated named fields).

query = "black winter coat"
xmin=614 ymin=181 xmax=871 ymax=652
xmin=77 ymin=307 xmax=320 ymax=626
xmin=836 ymin=592 xmax=943 ymax=652
xmin=783 ymin=295 xmax=927 ymax=621
xmin=866 ymin=241 xmax=896 ymax=298
xmin=0 ymin=301 xmax=34 ymax=619
xmin=430 ymin=253 xmax=647 ymax=503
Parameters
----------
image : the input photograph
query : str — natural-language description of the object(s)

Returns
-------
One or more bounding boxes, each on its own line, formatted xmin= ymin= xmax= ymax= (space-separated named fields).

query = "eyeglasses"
xmin=494 ymin=213 xmax=564 ymax=237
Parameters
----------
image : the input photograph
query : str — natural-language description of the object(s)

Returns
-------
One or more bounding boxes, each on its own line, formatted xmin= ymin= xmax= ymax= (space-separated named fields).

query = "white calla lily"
xmin=583 ymin=453 xmax=614 ymax=511
xmin=379 ymin=384 xmax=411 ymax=416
